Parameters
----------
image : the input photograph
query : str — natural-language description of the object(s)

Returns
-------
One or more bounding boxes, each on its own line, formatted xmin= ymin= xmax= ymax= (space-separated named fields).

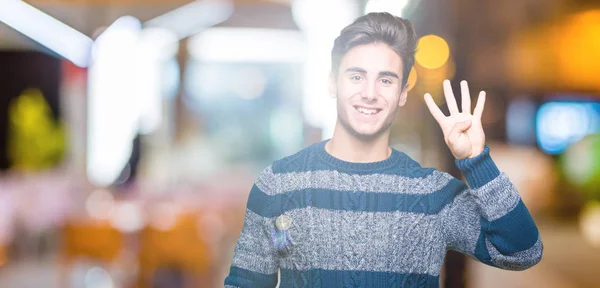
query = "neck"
xmin=326 ymin=122 xmax=391 ymax=163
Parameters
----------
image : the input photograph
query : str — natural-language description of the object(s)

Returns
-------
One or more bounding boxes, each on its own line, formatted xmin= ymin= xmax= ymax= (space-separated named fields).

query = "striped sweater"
xmin=225 ymin=140 xmax=543 ymax=288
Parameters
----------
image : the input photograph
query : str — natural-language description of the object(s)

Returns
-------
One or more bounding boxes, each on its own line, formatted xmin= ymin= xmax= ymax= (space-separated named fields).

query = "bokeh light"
xmin=415 ymin=35 xmax=450 ymax=69
xmin=406 ymin=66 xmax=417 ymax=92
xmin=109 ymin=201 xmax=145 ymax=233
xmin=149 ymin=202 xmax=180 ymax=231
xmin=537 ymin=102 xmax=600 ymax=155
xmin=508 ymin=9 xmax=600 ymax=92
xmin=579 ymin=201 xmax=600 ymax=248
xmin=556 ymin=10 xmax=600 ymax=90
xmin=561 ymin=133 xmax=600 ymax=198
xmin=506 ymin=98 xmax=538 ymax=145
xmin=414 ymin=58 xmax=455 ymax=104
xmin=84 ymin=266 xmax=115 ymax=288
xmin=85 ymin=189 xmax=115 ymax=220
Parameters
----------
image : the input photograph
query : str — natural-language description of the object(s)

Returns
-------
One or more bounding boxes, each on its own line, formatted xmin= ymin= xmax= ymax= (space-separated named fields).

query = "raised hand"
xmin=424 ymin=80 xmax=486 ymax=160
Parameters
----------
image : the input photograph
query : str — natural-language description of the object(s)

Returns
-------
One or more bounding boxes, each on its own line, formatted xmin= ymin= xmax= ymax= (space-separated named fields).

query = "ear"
xmin=398 ymin=82 xmax=409 ymax=107
xmin=328 ymin=72 xmax=337 ymax=98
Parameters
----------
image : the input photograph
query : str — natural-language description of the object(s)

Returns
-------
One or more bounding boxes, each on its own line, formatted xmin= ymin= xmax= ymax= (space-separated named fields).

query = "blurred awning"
xmin=24 ymin=0 xmax=291 ymax=3
xmin=0 ymin=0 xmax=296 ymax=50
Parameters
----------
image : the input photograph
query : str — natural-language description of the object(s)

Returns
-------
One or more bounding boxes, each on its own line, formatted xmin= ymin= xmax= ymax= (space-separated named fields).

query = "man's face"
xmin=330 ymin=43 xmax=408 ymax=141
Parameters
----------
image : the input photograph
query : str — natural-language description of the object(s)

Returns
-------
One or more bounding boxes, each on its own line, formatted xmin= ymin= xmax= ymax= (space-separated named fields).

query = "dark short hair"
xmin=331 ymin=12 xmax=418 ymax=88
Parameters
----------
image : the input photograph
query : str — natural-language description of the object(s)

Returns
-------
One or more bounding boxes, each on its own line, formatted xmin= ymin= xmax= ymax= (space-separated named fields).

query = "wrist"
xmin=455 ymin=145 xmax=500 ymax=189
xmin=468 ymin=146 xmax=485 ymax=159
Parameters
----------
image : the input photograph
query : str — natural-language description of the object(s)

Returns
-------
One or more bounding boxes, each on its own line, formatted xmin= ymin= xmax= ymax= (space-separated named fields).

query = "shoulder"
xmin=252 ymin=142 xmax=318 ymax=192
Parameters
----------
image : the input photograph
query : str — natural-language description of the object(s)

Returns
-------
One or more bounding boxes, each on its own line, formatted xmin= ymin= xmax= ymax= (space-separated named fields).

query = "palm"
xmin=424 ymin=80 xmax=486 ymax=160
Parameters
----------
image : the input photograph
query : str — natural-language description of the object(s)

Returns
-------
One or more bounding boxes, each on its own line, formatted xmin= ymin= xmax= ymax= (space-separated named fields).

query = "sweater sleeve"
xmin=224 ymin=169 xmax=279 ymax=288
xmin=439 ymin=146 xmax=543 ymax=270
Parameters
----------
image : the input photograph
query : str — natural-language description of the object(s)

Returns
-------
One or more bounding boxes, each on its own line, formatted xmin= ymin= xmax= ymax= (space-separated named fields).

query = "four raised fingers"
xmin=443 ymin=80 xmax=459 ymax=115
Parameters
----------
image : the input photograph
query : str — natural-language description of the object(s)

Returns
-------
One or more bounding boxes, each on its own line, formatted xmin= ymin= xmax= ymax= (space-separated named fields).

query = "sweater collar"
xmin=314 ymin=139 xmax=402 ymax=173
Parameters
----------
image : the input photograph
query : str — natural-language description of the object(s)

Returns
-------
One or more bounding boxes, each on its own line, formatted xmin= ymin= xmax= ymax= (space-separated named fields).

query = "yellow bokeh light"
xmin=407 ymin=66 xmax=417 ymax=91
xmin=7 ymin=88 xmax=65 ymax=171
xmin=507 ymin=9 xmax=600 ymax=92
xmin=414 ymin=58 xmax=455 ymax=104
xmin=555 ymin=9 xmax=600 ymax=90
xmin=580 ymin=201 xmax=600 ymax=248
xmin=415 ymin=34 xmax=450 ymax=69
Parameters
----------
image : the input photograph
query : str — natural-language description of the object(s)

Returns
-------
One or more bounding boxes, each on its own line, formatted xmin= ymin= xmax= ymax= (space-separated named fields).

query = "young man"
xmin=225 ymin=12 xmax=542 ymax=288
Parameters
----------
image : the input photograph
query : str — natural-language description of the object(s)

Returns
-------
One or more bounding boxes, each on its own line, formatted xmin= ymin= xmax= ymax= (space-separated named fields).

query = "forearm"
xmin=454 ymin=146 xmax=543 ymax=269
xmin=469 ymin=174 xmax=542 ymax=269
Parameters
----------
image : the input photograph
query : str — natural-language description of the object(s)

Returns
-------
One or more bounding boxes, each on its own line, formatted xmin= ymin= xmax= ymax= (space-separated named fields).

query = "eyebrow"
xmin=345 ymin=67 xmax=399 ymax=79
xmin=379 ymin=71 xmax=400 ymax=79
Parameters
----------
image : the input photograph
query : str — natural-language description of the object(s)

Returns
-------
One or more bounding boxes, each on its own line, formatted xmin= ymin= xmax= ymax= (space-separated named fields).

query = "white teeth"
xmin=356 ymin=107 xmax=379 ymax=115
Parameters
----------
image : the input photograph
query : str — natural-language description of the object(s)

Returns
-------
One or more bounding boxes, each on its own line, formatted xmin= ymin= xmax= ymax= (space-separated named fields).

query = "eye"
xmin=350 ymin=75 xmax=363 ymax=82
xmin=381 ymin=78 xmax=392 ymax=85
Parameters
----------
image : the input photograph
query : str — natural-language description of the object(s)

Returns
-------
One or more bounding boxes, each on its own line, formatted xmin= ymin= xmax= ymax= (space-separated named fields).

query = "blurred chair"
xmin=0 ymin=243 xmax=6 ymax=267
xmin=59 ymin=219 xmax=124 ymax=287
xmin=137 ymin=211 xmax=211 ymax=288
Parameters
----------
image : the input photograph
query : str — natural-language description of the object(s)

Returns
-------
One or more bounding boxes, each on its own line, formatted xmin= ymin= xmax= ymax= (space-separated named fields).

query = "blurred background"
xmin=0 ymin=0 xmax=599 ymax=287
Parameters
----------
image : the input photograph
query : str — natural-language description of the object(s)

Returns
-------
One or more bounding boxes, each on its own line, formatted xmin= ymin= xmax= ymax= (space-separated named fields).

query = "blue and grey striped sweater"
xmin=225 ymin=140 xmax=543 ymax=287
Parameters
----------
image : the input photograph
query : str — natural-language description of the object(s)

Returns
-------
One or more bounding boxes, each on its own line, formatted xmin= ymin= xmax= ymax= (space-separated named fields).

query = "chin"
xmin=349 ymin=126 xmax=387 ymax=140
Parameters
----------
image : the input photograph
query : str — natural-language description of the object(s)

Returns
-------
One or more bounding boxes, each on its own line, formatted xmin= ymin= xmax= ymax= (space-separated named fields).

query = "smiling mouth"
xmin=354 ymin=106 xmax=382 ymax=115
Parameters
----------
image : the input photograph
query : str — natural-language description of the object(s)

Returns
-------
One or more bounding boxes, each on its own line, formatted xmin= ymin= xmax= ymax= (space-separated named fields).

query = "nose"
xmin=362 ymin=80 xmax=378 ymax=102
